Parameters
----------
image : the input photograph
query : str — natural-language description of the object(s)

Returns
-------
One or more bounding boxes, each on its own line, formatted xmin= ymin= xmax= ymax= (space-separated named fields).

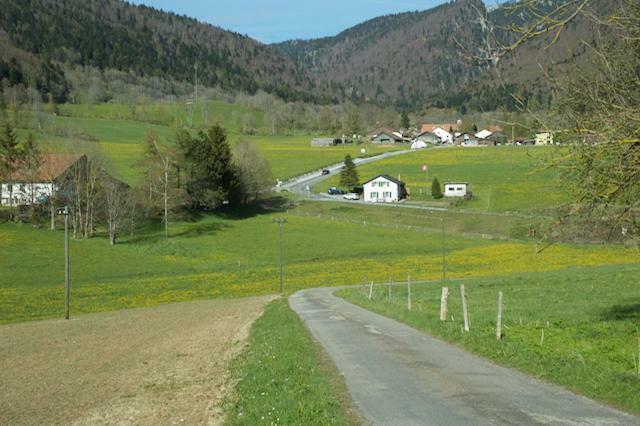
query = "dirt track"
xmin=0 ymin=296 xmax=275 ymax=425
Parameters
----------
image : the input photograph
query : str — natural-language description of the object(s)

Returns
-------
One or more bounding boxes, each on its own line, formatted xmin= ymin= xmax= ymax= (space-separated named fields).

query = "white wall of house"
xmin=536 ymin=132 xmax=554 ymax=145
xmin=1 ymin=182 xmax=55 ymax=206
xmin=433 ymin=128 xmax=453 ymax=144
xmin=444 ymin=183 xmax=468 ymax=197
xmin=364 ymin=177 xmax=400 ymax=203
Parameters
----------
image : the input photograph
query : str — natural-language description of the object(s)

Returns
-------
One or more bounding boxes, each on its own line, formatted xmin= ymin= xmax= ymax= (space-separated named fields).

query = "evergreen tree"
xmin=21 ymin=133 xmax=42 ymax=210
xmin=431 ymin=177 xmax=443 ymax=199
xmin=400 ymin=111 xmax=410 ymax=129
xmin=180 ymin=125 xmax=239 ymax=210
xmin=340 ymin=154 xmax=359 ymax=190
xmin=0 ymin=122 xmax=23 ymax=208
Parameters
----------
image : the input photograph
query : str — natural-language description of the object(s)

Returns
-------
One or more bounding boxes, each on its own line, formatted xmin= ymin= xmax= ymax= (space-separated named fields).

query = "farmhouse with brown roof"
xmin=1 ymin=154 xmax=86 ymax=206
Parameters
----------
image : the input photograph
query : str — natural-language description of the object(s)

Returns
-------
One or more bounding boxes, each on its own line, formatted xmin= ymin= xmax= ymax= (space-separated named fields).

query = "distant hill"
xmin=0 ymin=0 xmax=316 ymax=102
xmin=274 ymin=0 xmax=485 ymax=109
xmin=0 ymin=0 xmax=621 ymax=112
xmin=274 ymin=0 xmax=619 ymax=111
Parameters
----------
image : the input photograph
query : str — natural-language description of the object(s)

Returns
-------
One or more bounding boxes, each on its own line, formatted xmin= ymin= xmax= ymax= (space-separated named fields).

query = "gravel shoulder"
xmin=0 ymin=296 xmax=275 ymax=425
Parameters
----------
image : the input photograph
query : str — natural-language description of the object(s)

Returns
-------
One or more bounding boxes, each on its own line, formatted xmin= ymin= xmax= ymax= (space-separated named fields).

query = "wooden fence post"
xmin=440 ymin=287 xmax=449 ymax=321
xmin=496 ymin=291 xmax=504 ymax=340
xmin=368 ymin=281 xmax=374 ymax=300
xmin=461 ymin=285 xmax=470 ymax=332
xmin=387 ymin=278 xmax=392 ymax=303
xmin=407 ymin=275 xmax=412 ymax=310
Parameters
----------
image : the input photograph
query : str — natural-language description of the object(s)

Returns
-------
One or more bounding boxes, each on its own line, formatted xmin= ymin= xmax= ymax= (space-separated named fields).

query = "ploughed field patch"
xmin=0 ymin=296 xmax=274 ymax=425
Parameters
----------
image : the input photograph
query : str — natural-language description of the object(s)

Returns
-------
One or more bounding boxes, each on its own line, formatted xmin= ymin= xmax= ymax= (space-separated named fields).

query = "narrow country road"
xmin=289 ymin=287 xmax=638 ymax=426
xmin=276 ymin=148 xmax=449 ymax=212
xmin=278 ymin=148 xmax=415 ymax=199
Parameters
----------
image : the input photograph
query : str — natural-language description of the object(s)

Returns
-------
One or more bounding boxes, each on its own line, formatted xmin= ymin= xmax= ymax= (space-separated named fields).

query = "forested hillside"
xmin=275 ymin=0 xmax=619 ymax=111
xmin=275 ymin=0 xmax=485 ymax=110
xmin=0 ymin=0 xmax=318 ymax=102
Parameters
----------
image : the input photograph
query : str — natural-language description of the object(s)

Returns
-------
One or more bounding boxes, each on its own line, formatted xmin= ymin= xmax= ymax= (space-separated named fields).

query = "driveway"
xmin=289 ymin=287 xmax=638 ymax=425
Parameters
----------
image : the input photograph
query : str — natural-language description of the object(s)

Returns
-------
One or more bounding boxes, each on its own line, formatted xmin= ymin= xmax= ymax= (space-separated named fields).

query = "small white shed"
xmin=444 ymin=182 xmax=468 ymax=197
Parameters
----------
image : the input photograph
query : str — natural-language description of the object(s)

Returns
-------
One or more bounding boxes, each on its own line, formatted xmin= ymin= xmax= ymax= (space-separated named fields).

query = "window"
xmin=457 ymin=187 xmax=463 ymax=191
xmin=383 ymin=192 xmax=392 ymax=198
xmin=371 ymin=192 xmax=379 ymax=198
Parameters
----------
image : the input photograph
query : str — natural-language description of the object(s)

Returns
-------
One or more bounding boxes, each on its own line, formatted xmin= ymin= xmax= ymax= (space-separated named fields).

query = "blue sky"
xmin=128 ymin=0 xmax=449 ymax=44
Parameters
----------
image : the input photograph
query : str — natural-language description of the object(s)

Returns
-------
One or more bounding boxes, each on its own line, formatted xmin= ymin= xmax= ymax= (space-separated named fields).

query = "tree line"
xmin=0 ymin=122 xmax=272 ymax=244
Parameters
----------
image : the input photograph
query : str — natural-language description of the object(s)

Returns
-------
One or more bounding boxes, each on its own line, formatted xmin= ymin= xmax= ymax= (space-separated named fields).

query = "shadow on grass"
xmin=602 ymin=303 xmax=640 ymax=321
xmin=217 ymin=196 xmax=292 ymax=220
xmin=119 ymin=196 xmax=291 ymax=244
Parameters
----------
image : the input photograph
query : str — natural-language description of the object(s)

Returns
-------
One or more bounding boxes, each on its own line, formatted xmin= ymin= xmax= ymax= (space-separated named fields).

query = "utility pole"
xmin=58 ymin=206 xmax=70 ymax=320
xmin=273 ymin=218 xmax=287 ymax=293
xmin=441 ymin=217 xmax=446 ymax=282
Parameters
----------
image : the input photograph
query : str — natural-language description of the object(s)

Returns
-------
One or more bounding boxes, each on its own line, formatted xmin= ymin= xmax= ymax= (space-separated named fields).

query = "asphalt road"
xmin=278 ymin=149 xmax=415 ymax=201
xmin=289 ymin=287 xmax=638 ymax=426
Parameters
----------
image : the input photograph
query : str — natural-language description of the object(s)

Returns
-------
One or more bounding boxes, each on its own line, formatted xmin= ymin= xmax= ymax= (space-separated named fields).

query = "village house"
xmin=310 ymin=138 xmax=335 ymax=147
xmin=0 ymin=155 xmax=86 ymax=206
xmin=444 ymin=182 xmax=469 ymax=198
xmin=421 ymin=122 xmax=461 ymax=144
xmin=536 ymin=132 xmax=554 ymax=145
xmin=414 ymin=131 xmax=439 ymax=145
xmin=363 ymin=175 xmax=408 ymax=203
xmin=475 ymin=129 xmax=493 ymax=140
xmin=371 ymin=131 xmax=403 ymax=144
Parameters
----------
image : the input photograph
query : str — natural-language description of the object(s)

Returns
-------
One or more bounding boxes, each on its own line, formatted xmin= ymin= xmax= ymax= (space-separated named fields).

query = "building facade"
xmin=363 ymin=175 xmax=407 ymax=203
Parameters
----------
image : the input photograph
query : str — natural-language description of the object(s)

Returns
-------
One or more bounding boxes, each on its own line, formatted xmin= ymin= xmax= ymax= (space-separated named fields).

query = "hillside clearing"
xmin=0 ymin=296 xmax=274 ymax=425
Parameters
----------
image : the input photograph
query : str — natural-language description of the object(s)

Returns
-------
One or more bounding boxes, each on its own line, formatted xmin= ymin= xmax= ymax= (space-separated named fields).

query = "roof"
xmin=416 ymin=130 xmax=438 ymax=138
xmin=373 ymin=131 xmax=403 ymax=141
xmin=445 ymin=182 xmax=469 ymax=186
xmin=367 ymin=126 xmax=398 ymax=138
xmin=475 ymin=129 xmax=493 ymax=139
xmin=7 ymin=154 xmax=84 ymax=182
xmin=363 ymin=174 xmax=405 ymax=186
xmin=421 ymin=123 xmax=461 ymax=133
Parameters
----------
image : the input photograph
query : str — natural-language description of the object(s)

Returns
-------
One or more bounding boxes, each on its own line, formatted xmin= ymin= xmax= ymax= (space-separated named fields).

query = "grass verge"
xmin=338 ymin=263 xmax=640 ymax=414
xmin=224 ymin=298 xmax=359 ymax=425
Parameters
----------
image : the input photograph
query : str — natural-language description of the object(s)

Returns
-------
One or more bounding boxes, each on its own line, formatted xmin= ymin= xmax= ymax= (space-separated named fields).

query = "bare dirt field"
xmin=0 ymin=296 xmax=275 ymax=425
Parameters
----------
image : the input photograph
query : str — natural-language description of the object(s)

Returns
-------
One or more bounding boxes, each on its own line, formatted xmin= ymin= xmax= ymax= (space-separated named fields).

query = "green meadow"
xmin=14 ymin=101 xmax=401 ymax=184
xmin=339 ymin=263 xmax=640 ymax=413
xmin=317 ymin=146 xmax=565 ymax=212
xmin=1 ymin=199 xmax=637 ymax=324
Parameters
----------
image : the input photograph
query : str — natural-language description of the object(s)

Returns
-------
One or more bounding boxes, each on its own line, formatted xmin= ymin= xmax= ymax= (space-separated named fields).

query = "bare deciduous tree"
xmin=233 ymin=140 xmax=272 ymax=203
xmin=141 ymin=130 xmax=184 ymax=238
xmin=103 ymin=175 xmax=131 ymax=245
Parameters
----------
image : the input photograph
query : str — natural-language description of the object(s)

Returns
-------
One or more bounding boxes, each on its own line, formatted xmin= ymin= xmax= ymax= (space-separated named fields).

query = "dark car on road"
xmin=328 ymin=187 xmax=346 ymax=195
xmin=322 ymin=169 xmax=331 ymax=175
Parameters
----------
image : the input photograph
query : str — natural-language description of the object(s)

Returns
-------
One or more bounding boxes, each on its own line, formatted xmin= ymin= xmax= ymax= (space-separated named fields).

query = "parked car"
xmin=343 ymin=193 xmax=360 ymax=200
xmin=328 ymin=187 xmax=346 ymax=195
xmin=322 ymin=169 xmax=331 ymax=175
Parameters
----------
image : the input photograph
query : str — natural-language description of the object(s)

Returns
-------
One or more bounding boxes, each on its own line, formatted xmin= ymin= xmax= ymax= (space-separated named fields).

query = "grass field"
xmin=1 ymin=200 xmax=637 ymax=324
xmin=339 ymin=263 xmax=640 ymax=414
xmin=1 ymin=296 xmax=272 ymax=424
xmin=12 ymin=102 xmax=401 ymax=184
xmin=225 ymin=299 xmax=359 ymax=425
xmin=317 ymin=146 xmax=565 ymax=212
